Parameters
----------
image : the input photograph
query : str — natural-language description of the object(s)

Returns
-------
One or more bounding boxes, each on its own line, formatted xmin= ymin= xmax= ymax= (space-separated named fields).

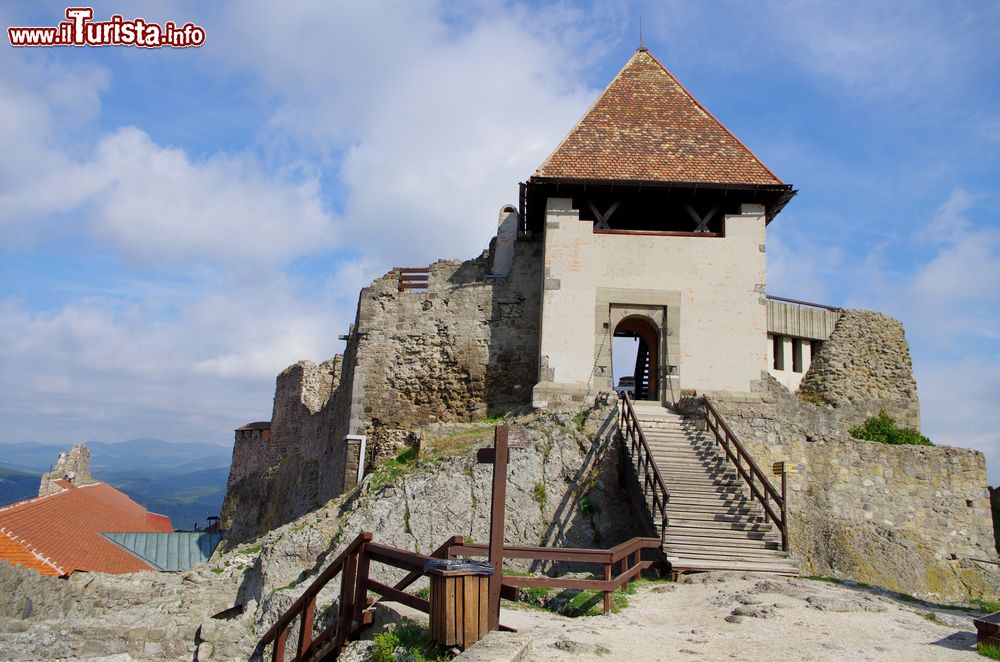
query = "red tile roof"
xmin=0 ymin=481 xmax=173 ymax=575
xmin=534 ymin=49 xmax=783 ymax=187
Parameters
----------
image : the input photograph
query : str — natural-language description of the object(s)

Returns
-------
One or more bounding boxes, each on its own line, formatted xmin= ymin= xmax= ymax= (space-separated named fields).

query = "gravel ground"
xmin=495 ymin=572 xmax=985 ymax=661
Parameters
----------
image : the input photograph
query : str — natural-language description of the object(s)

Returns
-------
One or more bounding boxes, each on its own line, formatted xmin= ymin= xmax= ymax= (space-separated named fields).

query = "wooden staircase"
xmin=625 ymin=399 xmax=797 ymax=576
xmin=633 ymin=341 xmax=650 ymax=400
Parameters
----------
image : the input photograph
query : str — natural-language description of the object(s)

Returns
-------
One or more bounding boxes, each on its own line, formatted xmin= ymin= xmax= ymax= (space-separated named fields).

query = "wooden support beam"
xmin=587 ymin=199 xmax=621 ymax=229
xmin=684 ymin=204 xmax=718 ymax=232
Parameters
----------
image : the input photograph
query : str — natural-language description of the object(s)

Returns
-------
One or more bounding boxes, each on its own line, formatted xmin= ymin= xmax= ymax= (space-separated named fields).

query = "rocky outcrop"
xmin=235 ymin=407 xmax=636 ymax=608
xmin=799 ymin=309 xmax=920 ymax=428
xmin=716 ymin=377 xmax=999 ymax=603
xmin=37 ymin=443 xmax=95 ymax=496
xmin=0 ymin=407 xmax=637 ymax=661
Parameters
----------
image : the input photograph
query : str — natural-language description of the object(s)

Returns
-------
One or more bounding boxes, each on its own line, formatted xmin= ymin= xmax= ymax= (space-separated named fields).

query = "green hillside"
xmin=0 ymin=466 xmax=41 ymax=505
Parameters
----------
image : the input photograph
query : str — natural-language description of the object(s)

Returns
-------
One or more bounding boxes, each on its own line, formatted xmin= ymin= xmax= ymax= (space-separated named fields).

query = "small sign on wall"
xmin=772 ymin=461 xmax=805 ymax=475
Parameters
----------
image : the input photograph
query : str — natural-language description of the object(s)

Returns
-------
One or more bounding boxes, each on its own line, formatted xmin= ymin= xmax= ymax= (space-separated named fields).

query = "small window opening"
xmin=792 ymin=338 xmax=803 ymax=373
xmin=810 ymin=340 xmax=822 ymax=359
xmin=772 ymin=335 xmax=784 ymax=371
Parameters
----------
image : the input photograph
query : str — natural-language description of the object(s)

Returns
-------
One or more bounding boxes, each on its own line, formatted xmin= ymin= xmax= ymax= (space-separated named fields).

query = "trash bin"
xmin=424 ymin=559 xmax=495 ymax=648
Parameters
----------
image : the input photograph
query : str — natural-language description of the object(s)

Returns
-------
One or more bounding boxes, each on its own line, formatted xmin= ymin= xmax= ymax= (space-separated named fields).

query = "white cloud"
xmin=213 ymin=0 xmax=598 ymax=265
xmin=0 ymin=271 xmax=348 ymax=445
xmin=0 ymin=1 xmax=605 ymax=449
xmin=847 ymin=189 xmax=1000 ymax=481
xmin=917 ymin=358 xmax=1000 ymax=485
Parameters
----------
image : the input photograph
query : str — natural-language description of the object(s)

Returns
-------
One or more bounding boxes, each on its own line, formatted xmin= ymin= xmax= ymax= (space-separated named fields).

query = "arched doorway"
xmin=613 ymin=316 xmax=658 ymax=401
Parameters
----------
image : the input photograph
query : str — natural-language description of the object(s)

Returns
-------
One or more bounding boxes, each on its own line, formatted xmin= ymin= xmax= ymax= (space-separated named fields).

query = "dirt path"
xmin=497 ymin=573 xmax=983 ymax=661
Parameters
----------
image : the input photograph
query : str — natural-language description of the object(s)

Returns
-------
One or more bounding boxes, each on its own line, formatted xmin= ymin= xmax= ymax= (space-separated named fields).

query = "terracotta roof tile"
xmin=0 ymin=482 xmax=174 ymax=575
xmin=0 ymin=531 xmax=63 ymax=576
xmin=534 ymin=49 xmax=783 ymax=186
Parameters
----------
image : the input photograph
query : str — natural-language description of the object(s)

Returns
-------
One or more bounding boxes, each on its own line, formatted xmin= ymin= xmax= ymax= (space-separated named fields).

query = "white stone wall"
xmin=767 ymin=333 xmax=814 ymax=392
xmin=535 ymin=197 xmax=767 ymax=403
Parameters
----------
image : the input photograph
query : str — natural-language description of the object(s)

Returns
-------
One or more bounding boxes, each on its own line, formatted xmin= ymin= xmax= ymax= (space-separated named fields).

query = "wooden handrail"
xmin=258 ymin=531 xmax=372 ymax=650
xmin=618 ymin=392 xmax=670 ymax=545
xmin=259 ymin=532 xmax=464 ymax=662
xmin=448 ymin=536 xmax=660 ymax=614
xmin=702 ymin=397 xmax=788 ymax=551
xmin=448 ymin=537 xmax=659 ymax=565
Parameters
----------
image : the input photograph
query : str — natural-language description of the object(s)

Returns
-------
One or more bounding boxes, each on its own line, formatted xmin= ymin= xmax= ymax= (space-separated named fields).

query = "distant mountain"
xmin=0 ymin=438 xmax=234 ymax=530
xmin=0 ymin=438 xmax=232 ymax=474
xmin=0 ymin=466 xmax=40 ymax=506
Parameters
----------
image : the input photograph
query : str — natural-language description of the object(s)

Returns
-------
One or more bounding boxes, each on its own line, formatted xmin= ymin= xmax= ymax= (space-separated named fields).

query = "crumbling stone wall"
xmin=37 ymin=444 xmax=94 ymax=496
xmin=800 ymin=309 xmax=920 ymax=428
xmin=714 ymin=377 xmax=998 ymax=603
xmin=349 ymin=243 xmax=542 ymax=432
xmin=221 ymin=238 xmax=543 ymax=545
xmin=219 ymin=358 xmax=342 ymax=538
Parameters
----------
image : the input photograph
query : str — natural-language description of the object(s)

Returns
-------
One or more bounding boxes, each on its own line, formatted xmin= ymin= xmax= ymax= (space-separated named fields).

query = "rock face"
xmin=0 ymin=557 xmax=242 ymax=660
xmin=799 ymin=309 xmax=920 ymax=428
xmin=236 ymin=407 xmax=637 ymax=608
xmin=37 ymin=443 xmax=95 ymax=496
xmin=0 ymin=408 xmax=637 ymax=661
xmin=220 ymin=241 xmax=544 ymax=544
xmin=715 ymin=377 xmax=999 ymax=603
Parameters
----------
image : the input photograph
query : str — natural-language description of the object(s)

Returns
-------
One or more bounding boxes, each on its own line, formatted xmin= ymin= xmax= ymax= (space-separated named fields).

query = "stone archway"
xmin=614 ymin=315 xmax=659 ymax=400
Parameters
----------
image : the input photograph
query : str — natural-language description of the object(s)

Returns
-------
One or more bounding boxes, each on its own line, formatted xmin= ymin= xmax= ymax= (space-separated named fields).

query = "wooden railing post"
xmin=296 ymin=597 xmax=316 ymax=659
xmin=272 ymin=626 xmax=288 ymax=662
xmin=336 ymin=546 xmax=360 ymax=653
xmin=780 ymin=469 xmax=789 ymax=551
xmin=603 ymin=561 xmax=612 ymax=614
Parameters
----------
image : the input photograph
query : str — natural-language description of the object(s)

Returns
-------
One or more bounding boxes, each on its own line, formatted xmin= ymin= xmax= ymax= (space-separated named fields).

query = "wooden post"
xmin=780 ymin=468 xmax=788 ymax=551
xmin=273 ymin=626 xmax=288 ymax=662
xmin=336 ymin=545 xmax=360 ymax=652
xmin=603 ymin=561 xmax=612 ymax=614
xmin=486 ymin=426 xmax=508 ymax=631
xmin=296 ymin=597 xmax=316 ymax=658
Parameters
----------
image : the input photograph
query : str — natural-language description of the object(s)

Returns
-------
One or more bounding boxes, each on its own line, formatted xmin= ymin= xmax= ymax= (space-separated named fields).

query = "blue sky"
xmin=1 ymin=1 xmax=998 ymax=482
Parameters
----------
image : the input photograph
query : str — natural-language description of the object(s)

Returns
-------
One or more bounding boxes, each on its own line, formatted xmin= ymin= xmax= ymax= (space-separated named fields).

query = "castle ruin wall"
xmin=715 ymin=374 xmax=997 ymax=602
xmin=800 ymin=309 xmax=920 ymax=428
xmin=220 ymin=238 xmax=543 ymax=544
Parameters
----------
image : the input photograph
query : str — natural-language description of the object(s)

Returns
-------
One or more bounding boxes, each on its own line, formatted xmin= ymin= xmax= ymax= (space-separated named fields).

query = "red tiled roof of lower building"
xmin=0 ymin=531 xmax=63 ymax=576
xmin=534 ymin=49 xmax=784 ymax=187
xmin=0 ymin=481 xmax=174 ymax=575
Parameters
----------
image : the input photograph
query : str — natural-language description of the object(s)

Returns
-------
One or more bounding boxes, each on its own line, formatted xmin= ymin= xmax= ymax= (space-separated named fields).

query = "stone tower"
xmin=38 ymin=443 xmax=95 ymax=496
xmin=525 ymin=48 xmax=795 ymax=409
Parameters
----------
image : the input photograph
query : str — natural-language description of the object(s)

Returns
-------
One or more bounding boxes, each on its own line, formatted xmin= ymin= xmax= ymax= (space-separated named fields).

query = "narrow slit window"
xmin=792 ymin=338 xmax=803 ymax=373
xmin=772 ymin=335 xmax=784 ymax=371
